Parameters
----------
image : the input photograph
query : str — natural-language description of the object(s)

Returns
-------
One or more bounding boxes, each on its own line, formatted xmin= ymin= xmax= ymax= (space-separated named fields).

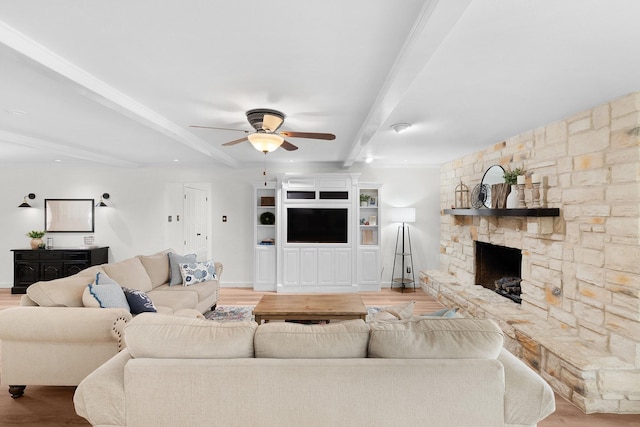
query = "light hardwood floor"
xmin=1 ymin=287 xmax=639 ymax=426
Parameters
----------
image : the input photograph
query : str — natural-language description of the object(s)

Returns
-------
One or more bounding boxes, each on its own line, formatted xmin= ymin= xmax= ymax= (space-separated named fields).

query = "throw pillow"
xmin=87 ymin=272 xmax=130 ymax=310
xmin=419 ymin=307 xmax=458 ymax=318
xmin=168 ymin=252 xmax=196 ymax=286
xmin=179 ymin=261 xmax=217 ymax=286
xmin=372 ymin=300 xmax=415 ymax=321
xmin=122 ymin=287 xmax=157 ymax=314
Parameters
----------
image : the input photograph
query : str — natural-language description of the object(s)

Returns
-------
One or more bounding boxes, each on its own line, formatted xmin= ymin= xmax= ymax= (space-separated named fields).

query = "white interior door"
xmin=183 ymin=186 xmax=209 ymax=260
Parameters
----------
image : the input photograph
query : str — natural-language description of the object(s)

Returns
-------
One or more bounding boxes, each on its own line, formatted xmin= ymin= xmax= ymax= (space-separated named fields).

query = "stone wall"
xmin=433 ymin=92 xmax=640 ymax=412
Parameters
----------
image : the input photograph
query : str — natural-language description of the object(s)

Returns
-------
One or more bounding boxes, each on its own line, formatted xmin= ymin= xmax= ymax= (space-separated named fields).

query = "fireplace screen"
xmin=475 ymin=242 xmax=522 ymax=303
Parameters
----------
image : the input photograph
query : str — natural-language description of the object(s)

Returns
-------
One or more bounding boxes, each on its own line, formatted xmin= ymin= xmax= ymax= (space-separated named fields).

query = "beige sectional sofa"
xmin=0 ymin=249 xmax=221 ymax=398
xmin=74 ymin=314 xmax=555 ymax=427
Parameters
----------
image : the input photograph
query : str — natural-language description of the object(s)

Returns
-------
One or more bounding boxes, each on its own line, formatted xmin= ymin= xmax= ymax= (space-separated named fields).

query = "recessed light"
xmin=54 ymin=159 xmax=61 ymax=162
xmin=365 ymin=157 xmax=373 ymax=164
xmin=390 ymin=123 xmax=411 ymax=133
xmin=173 ymin=159 xmax=179 ymax=162
xmin=8 ymin=109 xmax=27 ymax=116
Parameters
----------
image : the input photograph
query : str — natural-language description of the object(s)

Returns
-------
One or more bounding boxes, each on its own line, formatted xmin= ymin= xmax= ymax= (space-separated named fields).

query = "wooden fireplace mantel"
xmin=443 ymin=208 xmax=560 ymax=217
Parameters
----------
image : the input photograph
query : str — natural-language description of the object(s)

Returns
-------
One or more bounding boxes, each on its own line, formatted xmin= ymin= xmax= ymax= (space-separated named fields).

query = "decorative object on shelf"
xmin=18 ymin=193 xmax=36 ymax=208
xmin=46 ymin=237 xmax=53 ymax=249
xmin=531 ymin=174 xmax=542 ymax=208
xmin=368 ymin=216 xmax=377 ymax=226
xmin=470 ymin=184 xmax=486 ymax=208
xmin=260 ymin=196 xmax=275 ymax=206
xmin=360 ymin=193 xmax=371 ymax=207
xmin=516 ymin=175 xmax=527 ymax=208
xmin=390 ymin=207 xmax=416 ymax=293
xmin=454 ymin=181 xmax=470 ymax=208
xmin=503 ymin=167 xmax=526 ymax=185
xmin=96 ymin=193 xmax=110 ymax=207
xmin=84 ymin=236 xmax=95 ymax=247
xmin=259 ymin=211 xmax=275 ymax=225
xmin=26 ymin=230 xmax=46 ymax=249
xmin=506 ymin=184 xmax=519 ymax=208
xmin=491 ymin=183 xmax=509 ymax=208
xmin=369 ymin=197 xmax=376 ymax=206
xmin=480 ymin=165 xmax=505 ymax=208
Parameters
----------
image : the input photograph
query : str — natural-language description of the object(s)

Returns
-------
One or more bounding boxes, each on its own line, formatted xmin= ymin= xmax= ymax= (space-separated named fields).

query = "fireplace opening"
xmin=475 ymin=242 xmax=522 ymax=303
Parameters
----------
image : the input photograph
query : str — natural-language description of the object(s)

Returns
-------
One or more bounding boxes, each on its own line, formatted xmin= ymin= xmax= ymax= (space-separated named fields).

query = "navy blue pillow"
xmin=122 ymin=287 xmax=157 ymax=314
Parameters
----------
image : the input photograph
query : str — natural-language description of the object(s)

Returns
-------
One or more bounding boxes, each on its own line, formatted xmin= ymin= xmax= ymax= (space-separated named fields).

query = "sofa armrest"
xmin=214 ymin=261 xmax=223 ymax=280
xmin=498 ymin=348 xmax=556 ymax=425
xmin=74 ymin=349 xmax=132 ymax=427
xmin=0 ymin=307 xmax=132 ymax=349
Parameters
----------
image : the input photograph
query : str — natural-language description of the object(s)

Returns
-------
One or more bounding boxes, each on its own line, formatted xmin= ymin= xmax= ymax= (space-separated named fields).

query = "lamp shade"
xmin=391 ymin=207 xmax=415 ymax=223
xmin=248 ymin=133 xmax=284 ymax=153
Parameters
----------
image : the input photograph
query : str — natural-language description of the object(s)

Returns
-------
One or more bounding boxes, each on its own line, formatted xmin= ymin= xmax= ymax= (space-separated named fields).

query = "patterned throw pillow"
xmin=168 ymin=252 xmax=197 ymax=286
xmin=122 ymin=287 xmax=157 ymax=314
xmin=88 ymin=272 xmax=130 ymax=310
xmin=179 ymin=261 xmax=217 ymax=286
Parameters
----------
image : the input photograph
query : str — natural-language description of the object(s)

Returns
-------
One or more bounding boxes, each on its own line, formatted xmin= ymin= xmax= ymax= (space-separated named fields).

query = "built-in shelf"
xmin=444 ymin=208 xmax=560 ymax=217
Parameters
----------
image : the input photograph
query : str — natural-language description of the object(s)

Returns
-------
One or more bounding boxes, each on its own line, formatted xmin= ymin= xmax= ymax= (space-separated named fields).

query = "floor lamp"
xmin=390 ymin=207 xmax=415 ymax=292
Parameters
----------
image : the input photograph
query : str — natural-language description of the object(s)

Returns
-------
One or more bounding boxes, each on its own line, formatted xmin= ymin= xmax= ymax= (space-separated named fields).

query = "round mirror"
xmin=480 ymin=165 xmax=505 ymax=208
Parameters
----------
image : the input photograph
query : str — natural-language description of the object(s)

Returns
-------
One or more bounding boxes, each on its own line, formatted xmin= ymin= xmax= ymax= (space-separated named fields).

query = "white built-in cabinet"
xmin=254 ymin=174 xmax=380 ymax=292
xmin=253 ymin=183 xmax=277 ymax=291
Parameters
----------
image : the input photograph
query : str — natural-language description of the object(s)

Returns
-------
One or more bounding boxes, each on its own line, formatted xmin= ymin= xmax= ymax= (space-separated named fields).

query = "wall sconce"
xmin=18 ymin=193 xmax=36 ymax=208
xmin=96 ymin=193 xmax=110 ymax=207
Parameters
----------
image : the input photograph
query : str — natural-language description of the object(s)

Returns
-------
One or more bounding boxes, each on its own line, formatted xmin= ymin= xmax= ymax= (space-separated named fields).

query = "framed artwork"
xmin=45 ymin=199 xmax=95 ymax=232
xmin=369 ymin=197 xmax=376 ymax=206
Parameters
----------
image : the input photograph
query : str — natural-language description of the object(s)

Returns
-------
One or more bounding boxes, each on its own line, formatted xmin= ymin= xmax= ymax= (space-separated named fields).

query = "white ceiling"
xmin=0 ymin=0 xmax=638 ymax=169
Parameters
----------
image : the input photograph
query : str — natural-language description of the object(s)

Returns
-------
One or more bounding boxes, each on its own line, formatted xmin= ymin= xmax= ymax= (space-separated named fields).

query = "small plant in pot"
xmin=359 ymin=194 xmax=371 ymax=206
xmin=503 ymin=167 xmax=526 ymax=185
xmin=27 ymin=230 xmax=46 ymax=249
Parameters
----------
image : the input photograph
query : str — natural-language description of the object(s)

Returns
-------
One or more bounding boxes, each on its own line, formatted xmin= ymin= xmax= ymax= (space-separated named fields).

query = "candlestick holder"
xmin=531 ymin=182 xmax=542 ymax=208
xmin=517 ymin=183 xmax=527 ymax=208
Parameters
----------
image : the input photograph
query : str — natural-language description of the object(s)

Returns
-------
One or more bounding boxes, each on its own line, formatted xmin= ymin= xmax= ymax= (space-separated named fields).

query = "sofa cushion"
xmin=122 ymin=288 xmax=157 ymax=314
xmin=179 ymin=261 xmax=217 ymax=286
xmin=368 ymin=318 xmax=504 ymax=359
xmin=125 ymin=313 xmax=257 ymax=358
xmin=371 ymin=300 xmax=415 ymax=321
xmin=87 ymin=273 xmax=130 ymax=310
xmin=146 ymin=290 xmax=198 ymax=312
xmin=254 ymin=319 xmax=370 ymax=358
xmin=102 ymin=257 xmax=153 ymax=293
xmin=168 ymin=252 xmax=196 ymax=286
xmin=152 ymin=281 xmax=217 ymax=303
xmin=137 ymin=250 xmax=171 ymax=288
xmin=26 ymin=270 xmax=99 ymax=307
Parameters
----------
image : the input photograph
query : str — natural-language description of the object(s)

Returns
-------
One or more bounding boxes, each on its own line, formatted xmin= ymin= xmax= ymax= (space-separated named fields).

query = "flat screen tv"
xmin=287 ymin=208 xmax=348 ymax=243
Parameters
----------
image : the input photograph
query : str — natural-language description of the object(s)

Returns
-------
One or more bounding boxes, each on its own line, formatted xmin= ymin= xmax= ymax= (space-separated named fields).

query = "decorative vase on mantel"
xmin=506 ymin=185 xmax=519 ymax=209
xmin=30 ymin=238 xmax=43 ymax=249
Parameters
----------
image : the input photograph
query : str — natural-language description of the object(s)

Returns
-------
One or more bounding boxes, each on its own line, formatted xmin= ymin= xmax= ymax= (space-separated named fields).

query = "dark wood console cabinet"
xmin=11 ymin=247 xmax=109 ymax=294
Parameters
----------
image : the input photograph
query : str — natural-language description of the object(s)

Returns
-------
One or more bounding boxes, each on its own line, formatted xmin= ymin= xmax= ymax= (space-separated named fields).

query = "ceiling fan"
xmin=191 ymin=108 xmax=335 ymax=153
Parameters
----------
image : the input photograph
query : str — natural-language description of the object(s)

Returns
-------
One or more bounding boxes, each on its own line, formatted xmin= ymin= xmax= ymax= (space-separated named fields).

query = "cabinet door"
xmin=359 ymin=249 xmax=380 ymax=285
xmin=15 ymin=261 xmax=39 ymax=285
xmin=254 ymin=247 xmax=276 ymax=286
xmin=299 ymin=248 xmax=318 ymax=286
xmin=40 ymin=262 xmax=63 ymax=281
xmin=317 ymin=249 xmax=334 ymax=286
xmin=282 ymin=249 xmax=300 ymax=287
xmin=65 ymin=262 xmax=89 ymax=277
xmin=334 ymin=249 xmax=352 ymax=286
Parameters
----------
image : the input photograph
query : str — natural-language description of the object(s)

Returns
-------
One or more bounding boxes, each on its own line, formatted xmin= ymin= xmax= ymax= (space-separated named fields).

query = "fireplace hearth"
xmin=475 ymin=242 xmax=522 ymax=303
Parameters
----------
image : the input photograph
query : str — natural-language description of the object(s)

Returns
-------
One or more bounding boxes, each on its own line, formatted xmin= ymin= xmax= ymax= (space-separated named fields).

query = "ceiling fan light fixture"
xmin=248 ymin=132 xmax=284 ymax=153
xmin=390 ymin=122 xmax=412 ymax=133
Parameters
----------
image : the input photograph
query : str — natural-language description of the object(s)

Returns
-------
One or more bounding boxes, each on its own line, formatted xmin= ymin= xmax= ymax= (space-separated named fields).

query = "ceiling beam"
xmin=342 ymin=0 xmax=473 ymax=167
xmin=0 ymin=20 xmax=239 ymax=168
xmin=0 ymin=130 xmax=139 ymax=167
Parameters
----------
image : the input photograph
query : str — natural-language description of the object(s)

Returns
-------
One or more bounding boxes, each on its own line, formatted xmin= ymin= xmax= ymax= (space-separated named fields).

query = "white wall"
xmin=0 ymin=164 xmax=441 ymax=288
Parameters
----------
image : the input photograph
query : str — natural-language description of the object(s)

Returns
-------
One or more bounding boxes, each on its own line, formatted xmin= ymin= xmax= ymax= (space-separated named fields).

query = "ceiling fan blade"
xmin=280 ymin=131 xmax=335 ymax=140
xmin=280 ymin=140 xmax=298 ymax=151
xmin=222 ymin=136 xmax=249 ymax=146
xmin=262 ymin=114 xmax=284 ymax=132
xmin=190 ymin=125 xmax=249 ymax=133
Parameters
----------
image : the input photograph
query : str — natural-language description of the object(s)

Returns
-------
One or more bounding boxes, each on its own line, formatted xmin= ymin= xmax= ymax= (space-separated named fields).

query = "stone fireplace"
xmin=475 ymin=242 xmax=522 ymax=303
xmin=422 ymin=93 xmax=640 ymax=414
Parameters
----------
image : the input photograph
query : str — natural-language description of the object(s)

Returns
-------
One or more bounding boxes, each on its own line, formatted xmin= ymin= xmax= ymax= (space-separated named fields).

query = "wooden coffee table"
xmin=252 ymin=294 xmax=368 ymax=324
